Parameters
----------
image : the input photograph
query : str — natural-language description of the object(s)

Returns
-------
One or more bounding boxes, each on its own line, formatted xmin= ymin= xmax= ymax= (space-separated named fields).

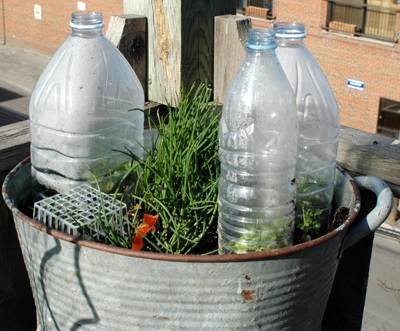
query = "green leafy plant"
xmin=90 ymin=83 xmax=221 ymax=254
xmin=231 ymin=230 xmax=293 ymax=254
xmin=295 ymin=207 xmax=323 ymax=243
xmin=295 ymin=174 xmax=332 ymax=243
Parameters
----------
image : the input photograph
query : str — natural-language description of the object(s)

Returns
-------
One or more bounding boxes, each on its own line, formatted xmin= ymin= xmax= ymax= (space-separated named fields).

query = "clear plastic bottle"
xmin=30 ymin=11 xmax=144 ymax=196
xmin=218 ymin=28 xmax=298 ymax=254
xmin=274 ymin=22 xmax=340 ymax=227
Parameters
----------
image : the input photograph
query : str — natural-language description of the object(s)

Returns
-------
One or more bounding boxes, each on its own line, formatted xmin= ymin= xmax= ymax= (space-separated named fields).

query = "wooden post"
xmin=214 ymin=15 xmax=251 ymax=104
xmin=106 ymin=14 xmax=147 ymax=99
xmin=123 ymin=0 xmax=236 ymax=106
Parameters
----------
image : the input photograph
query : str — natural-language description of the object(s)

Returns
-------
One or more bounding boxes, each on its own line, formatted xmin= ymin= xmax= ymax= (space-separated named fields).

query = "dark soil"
xmin=329 ymin=206 xmax=350 ymax=231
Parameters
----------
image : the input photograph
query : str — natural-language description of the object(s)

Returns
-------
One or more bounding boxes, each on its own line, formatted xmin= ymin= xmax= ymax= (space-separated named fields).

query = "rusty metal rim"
xmin=2 ymin=157 xmax=361 ymax=263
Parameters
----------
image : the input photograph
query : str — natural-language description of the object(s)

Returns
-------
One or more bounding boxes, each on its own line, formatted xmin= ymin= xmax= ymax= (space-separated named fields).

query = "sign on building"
xmin=347 ymin=78 xmax=365 ymax=91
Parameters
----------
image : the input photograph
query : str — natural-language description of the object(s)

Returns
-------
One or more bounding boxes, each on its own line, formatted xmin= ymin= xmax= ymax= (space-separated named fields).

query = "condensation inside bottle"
xmin=274 ymin=22 xmax=340 ymax=227
xmin=29 ymin=11 xmax=144 ymax=197
xmin=218 ymin=29 xmax=298 ymax=254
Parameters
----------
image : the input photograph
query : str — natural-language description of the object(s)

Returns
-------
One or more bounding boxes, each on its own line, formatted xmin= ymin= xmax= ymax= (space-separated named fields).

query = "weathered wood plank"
xmin=338 ymin=125 xmax=400 ymax=196
xmin=214 ymin=15 xmax=251 ymax=103
xmin=106 ymin=14 xmax=147 ymax=98
xmin=0 ymin=120 xmax=30 ymax=173
xmin=123 ymin=0 xmax=236 ymax=105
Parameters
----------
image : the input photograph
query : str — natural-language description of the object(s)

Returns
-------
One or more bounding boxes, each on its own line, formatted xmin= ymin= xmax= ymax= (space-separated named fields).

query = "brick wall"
xmin=253 ymin=0 xmax=400 ymax=134
xmin=2 ymin=0 xmax=123 ymax=56
xmin=309 ymin=34 xmax=400 ymax=133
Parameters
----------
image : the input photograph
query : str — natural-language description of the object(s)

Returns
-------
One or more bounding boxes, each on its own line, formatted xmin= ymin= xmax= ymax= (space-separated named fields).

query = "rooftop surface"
xmin=0 ymin=44 xmax=49 ymax=126
xmin=0 ymin=43 xmax=399 ymax=330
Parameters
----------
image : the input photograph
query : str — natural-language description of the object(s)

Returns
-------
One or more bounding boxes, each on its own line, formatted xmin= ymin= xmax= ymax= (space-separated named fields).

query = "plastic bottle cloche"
xmin=29 ymin=11 xmax=144 ymax=197
xmin=218 ymin=28 xmax=299 ymax=254
xmin=274 ymin=22 xmax=340 ymax=227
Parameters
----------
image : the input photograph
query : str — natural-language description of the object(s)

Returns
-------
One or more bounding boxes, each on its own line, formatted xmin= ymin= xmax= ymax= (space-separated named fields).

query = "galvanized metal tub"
xmin=2 ymin=158 xmax=393 ymax=331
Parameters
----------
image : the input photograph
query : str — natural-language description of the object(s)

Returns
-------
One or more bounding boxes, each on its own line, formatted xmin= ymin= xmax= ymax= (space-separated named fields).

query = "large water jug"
xmin=274 ymin=22 xmax=340 ymax=227
xmin=30 ymin=11 xmax=144 ymax=196
xmin=218 ymin=28 xmax=298 ymax=254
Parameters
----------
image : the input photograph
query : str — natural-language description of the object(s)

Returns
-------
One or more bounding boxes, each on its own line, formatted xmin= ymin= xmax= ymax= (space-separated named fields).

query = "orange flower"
xmin=132 ymin=214 xmax=158 ymax=250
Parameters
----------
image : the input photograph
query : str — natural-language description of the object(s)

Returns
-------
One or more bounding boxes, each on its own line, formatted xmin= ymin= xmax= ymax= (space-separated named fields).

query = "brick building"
xmin=1 ymin=0 xmax=400 ymax=136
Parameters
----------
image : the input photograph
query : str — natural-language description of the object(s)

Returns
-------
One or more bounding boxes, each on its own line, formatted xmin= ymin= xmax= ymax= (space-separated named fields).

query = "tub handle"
xmin=339 ymin=176 xmax=393 ymax=257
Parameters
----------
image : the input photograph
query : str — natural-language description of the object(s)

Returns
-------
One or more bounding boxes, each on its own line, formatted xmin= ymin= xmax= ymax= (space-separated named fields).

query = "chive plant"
xmin=97 ymin=83 xmax=221 ymax=254
xmin=81 ymin=83 xmax=339 ymax=252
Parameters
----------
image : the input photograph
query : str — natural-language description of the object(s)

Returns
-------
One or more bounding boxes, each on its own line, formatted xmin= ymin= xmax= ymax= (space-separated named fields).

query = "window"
xmin=377 ymin=98 xmax=400 ymax=139
xmin=236 ymin=0 xmax=274 ymax=20
xmin=326 ymin=0 xmax=398 ymax=41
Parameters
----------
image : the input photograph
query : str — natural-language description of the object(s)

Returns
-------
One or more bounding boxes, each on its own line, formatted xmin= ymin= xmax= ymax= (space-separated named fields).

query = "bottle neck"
xmin=247 ymin=48 xmax=276 ymax=55
xmin=70 ymin=11 xmax=105 ymax=38
xmin=71 ymin=28 xmax=103 ymax=38
xmin=275 ymin=38 xmax=304 ymax=47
